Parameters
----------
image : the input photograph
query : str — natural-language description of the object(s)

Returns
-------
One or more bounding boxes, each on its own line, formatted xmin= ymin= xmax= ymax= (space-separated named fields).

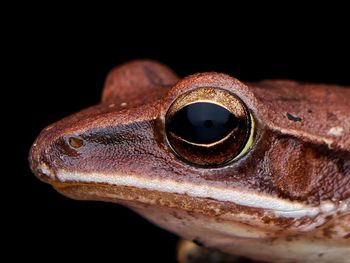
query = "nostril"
xmin=68 ymin=136 xmax=84 ymax=148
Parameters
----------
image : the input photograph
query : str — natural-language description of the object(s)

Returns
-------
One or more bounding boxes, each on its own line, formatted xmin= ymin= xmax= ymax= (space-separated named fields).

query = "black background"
xmin=9 ymin=12 xmax=350 ymax=263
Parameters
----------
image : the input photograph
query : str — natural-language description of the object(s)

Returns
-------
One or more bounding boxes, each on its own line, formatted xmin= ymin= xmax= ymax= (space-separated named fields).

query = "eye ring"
xmin=165 ymin=87 xmax=253 ymax=167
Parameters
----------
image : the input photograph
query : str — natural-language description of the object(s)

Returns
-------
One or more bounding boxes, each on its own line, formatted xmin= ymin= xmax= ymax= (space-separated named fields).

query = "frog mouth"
xmin=45 ymin=168 xmax=330 ymax=219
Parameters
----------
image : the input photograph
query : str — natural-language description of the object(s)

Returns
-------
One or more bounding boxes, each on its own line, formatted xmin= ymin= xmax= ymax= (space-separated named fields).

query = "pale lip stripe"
xmin=56 ymin=170 xmax=320 ymax=218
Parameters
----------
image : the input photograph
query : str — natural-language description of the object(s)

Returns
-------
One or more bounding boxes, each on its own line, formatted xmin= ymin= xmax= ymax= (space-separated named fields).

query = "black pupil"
xmin=168 ymin=102 xmax=238 ymax=144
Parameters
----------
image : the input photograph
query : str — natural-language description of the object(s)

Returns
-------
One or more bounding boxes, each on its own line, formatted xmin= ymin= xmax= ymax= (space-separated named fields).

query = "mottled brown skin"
xmin=30 ymin=60 xmax=350 ymax=263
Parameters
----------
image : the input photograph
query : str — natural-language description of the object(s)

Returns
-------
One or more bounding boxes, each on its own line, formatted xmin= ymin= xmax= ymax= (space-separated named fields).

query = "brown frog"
xmin=29 ymin=60 xmax=350 ymax=263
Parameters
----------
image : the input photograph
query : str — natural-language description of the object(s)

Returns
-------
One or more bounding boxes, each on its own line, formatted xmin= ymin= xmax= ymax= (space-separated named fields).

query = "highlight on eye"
xmin=168 ymin=102 xmax=237 ymax=145
xmin=165 ymin=88 xmax=253 ymax=167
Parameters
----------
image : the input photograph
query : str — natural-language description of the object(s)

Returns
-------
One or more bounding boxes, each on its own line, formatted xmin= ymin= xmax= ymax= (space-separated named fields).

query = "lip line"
xmin=52 ymin=169 xmax=321 ymax=218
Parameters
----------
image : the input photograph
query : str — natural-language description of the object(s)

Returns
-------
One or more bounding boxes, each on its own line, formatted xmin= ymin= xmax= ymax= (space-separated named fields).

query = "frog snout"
xmin=29 ymin=123 xmax=67 ymax=182
xmin=29 ymin=145 xmax=52 ymax=183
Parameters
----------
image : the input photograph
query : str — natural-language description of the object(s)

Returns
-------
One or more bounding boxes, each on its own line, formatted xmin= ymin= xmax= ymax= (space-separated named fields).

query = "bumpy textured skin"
xmin=30 ymin=60 xmax=350 ymax=263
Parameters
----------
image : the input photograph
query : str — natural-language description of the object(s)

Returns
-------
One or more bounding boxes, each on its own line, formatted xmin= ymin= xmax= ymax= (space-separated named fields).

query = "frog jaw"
xmin=36 ymin=164 xmax=347 ymax=221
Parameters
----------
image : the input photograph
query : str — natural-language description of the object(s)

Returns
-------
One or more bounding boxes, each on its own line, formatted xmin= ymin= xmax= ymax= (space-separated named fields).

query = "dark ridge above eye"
xmin=167 ymin=102 xmax=238 ymax=144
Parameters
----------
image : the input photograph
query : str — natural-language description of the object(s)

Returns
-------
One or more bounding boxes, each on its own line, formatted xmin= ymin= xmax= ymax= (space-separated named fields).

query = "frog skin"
xmin=30 ymin=60 xmax=350 ymax=263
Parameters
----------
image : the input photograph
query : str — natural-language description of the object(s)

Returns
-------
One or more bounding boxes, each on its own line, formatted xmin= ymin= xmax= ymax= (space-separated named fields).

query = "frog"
xmin=29 ymin=60 xmax=350 ymax=263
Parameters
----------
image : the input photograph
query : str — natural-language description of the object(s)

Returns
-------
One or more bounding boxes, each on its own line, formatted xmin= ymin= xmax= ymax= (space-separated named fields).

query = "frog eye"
xmin=165 ymin=88 xmax=253 ymax=167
